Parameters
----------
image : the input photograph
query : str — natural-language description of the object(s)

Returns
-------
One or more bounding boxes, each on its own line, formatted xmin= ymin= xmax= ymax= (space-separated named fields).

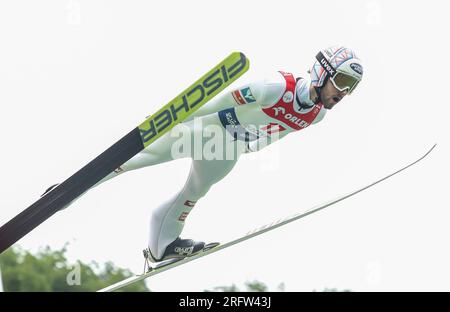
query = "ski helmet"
xmin=310 ymin=46 xmax=363 ymax=95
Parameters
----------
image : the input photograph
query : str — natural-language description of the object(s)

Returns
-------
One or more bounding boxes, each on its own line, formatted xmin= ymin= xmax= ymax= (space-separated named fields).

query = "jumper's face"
xmin=320 ymin=79 xmax=349 ymax=110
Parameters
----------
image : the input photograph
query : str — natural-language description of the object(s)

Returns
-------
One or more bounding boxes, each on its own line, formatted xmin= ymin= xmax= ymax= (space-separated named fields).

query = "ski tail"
xmin=0 ymin=52 xmax=250 ymax=254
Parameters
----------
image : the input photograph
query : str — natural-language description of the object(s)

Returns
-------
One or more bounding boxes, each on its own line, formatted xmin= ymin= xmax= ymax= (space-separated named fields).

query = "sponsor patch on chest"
xmin=232 ymin=87 xmax=256 ymax=105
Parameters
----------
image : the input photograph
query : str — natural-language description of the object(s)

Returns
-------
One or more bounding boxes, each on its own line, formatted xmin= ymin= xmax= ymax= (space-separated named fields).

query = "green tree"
xmin=0 ymin=246 xmax=149 ymax=292
xmin=245 ymin=280 xmax=268 ymax=292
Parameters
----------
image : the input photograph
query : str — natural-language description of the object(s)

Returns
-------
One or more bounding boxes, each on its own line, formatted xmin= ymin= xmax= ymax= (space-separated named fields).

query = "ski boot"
xmin=144 ymin=237 xmax=219 ymax=262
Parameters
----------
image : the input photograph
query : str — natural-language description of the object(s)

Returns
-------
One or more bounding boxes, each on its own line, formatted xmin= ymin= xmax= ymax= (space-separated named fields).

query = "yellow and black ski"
xmin=0 ymin=52 xmax=250 ymax=254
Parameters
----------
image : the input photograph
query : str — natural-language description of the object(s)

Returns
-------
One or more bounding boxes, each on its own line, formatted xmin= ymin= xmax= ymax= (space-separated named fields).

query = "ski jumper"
xmin=94 ymin=72 xmax=327 ymax=259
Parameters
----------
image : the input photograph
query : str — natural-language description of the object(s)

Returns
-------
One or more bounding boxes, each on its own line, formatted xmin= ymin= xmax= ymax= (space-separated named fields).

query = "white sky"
xmin=0 ymin=0 xmax=449 ymax=291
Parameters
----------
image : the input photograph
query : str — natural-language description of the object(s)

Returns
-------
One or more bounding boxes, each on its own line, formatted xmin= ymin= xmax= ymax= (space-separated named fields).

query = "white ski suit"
xmin=97 ymin=71 xmax=327 ymax=259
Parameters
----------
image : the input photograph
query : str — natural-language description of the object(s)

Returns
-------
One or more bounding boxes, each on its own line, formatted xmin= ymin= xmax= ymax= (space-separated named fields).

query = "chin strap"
xmin=313 ymin=86 xmax=322 ymax=104
xmin=314 ymin=73 xmax=331 ymax=104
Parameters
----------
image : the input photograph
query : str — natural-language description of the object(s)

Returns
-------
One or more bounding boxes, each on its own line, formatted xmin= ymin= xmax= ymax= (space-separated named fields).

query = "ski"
xmin=98 ymin=144 xmax=436 ymax=292
xmin=0 ymin=52 xmax=250 ymax=254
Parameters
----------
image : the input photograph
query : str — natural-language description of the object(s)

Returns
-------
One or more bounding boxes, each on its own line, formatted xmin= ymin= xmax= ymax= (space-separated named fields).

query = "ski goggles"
xmin=316 ymin=52 xmax=360 ymax=94
xmin=330 ymin=71 xmax=360 ymax=93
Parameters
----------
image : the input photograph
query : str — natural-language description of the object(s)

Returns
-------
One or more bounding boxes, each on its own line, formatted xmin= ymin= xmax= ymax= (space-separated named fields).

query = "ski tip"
xmin=230 ymin=51 xmax=246 ymax=58
xmin=237 ymin=51 xmax=247 ymax=59
xmin=424 ymin=143 xmax=438 ymax=157
xmin=228 ymin=51 xmax=250 ymax=68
